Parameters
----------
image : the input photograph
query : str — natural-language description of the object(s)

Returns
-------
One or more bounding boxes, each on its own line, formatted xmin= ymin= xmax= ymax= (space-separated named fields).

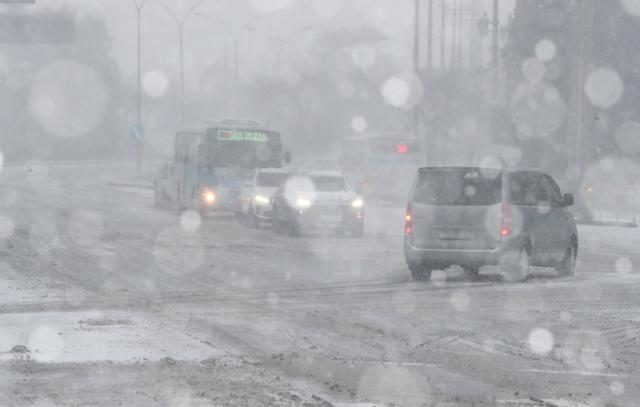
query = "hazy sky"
xmin=10 ymin=0 xmax=515 ymax=91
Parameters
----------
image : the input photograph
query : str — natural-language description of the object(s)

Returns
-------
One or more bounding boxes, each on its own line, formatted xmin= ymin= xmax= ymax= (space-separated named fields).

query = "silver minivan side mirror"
xmin=563 ymin=193 xmax=574 ymax=207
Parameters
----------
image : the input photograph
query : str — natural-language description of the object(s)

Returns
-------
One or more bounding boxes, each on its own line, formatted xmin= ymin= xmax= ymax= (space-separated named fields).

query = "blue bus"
xmin=154 ymin=119 xmax=289 ymax=212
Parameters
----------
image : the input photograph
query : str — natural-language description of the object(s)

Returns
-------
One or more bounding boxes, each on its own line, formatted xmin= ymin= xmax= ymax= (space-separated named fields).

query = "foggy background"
xmin=1 ymin=0 xmax=514 ymax=163
xmin=2 ymin=0 xmax=640 ymax=220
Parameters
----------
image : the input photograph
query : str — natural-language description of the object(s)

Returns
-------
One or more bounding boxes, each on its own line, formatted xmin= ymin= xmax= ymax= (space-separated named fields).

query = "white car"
xmin=238 ymin=168 xmax=291 ymax=227
xmin=272 ymin=171 xmax=365 ymax=237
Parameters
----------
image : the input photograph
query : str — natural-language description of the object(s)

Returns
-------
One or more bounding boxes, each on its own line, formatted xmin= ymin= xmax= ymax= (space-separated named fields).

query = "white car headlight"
xmin=352 ymin=198 xmax=364 ymax=208
xmin=296 ymin=197 xmax=312 ymax=208
xmin=254 ymin=195 xmax=270 ymax=205
xmin=202 ymin=189 xmax=216 ymax=205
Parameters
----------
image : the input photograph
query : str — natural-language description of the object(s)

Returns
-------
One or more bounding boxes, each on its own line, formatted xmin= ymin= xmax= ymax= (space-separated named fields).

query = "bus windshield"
xmin=200 ymin=128 xmax=282 ymax=169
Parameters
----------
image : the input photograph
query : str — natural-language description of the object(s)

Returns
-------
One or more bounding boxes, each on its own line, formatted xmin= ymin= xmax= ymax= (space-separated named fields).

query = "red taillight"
xmin=404 ymin=203 xmax=413 ymax=235
xmin=398 ymin=144 xmax=408 ymax=154
xmin=500 ymin=202 xmax=511 ymax=237
xmin=363 ymin=179 xmax=369 ymax=190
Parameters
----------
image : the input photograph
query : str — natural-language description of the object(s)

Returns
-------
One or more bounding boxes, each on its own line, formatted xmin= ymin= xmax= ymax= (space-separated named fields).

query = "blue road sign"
xmin=130 ymin=123 xmax=144 ymax=144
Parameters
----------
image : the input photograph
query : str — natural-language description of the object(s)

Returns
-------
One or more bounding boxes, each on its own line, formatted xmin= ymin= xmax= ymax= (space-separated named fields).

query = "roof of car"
xmin=256 ymin=168 xmax=291 ymax=174
xmin=418 ymin=166 xmax=547 ymax=175
xmin=503 ymin=166 xmax=547 ymax=173
xmin=418 ymin=166 xmax=502 ymax=173
xmin=285 ymin=170 xmax=344 ymax=178
xmin=301 ymin=170 xmax=345 ymax=178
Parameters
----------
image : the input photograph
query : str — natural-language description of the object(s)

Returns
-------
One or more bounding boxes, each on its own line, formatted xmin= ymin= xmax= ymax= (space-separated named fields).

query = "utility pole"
xmin=413 ymin=0 xmax=421 ymax=138
xmin=469 ymin=9 xmax=477 ymax=70
xmin=197 ymin=11 xmax=279 ymax=117
xmin=457 ymin=2 xmax=464 ymax=69
xmin=440 ymin=0 xmax=446 ymax=69
xmin=450 ymin=3 xmax=456 ymax=70
xmin=151 ymin=0 xmax=209 ymax=124
xmin=491 ymin=0 xmax=499 ymax=95
xmin=413 ymin=0 xmax=421 ymax=74
xmin=130 ymin=0 xmax=146 ymax=176
xmin=427 ymin=0 xmax=433 ymax=72
xmin=568 ymin=0 xmax=595 ymax=187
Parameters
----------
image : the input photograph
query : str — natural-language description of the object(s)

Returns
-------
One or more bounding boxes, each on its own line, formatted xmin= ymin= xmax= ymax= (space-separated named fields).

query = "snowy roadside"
xmin=579 ymin=224 xmax=640 ymax=257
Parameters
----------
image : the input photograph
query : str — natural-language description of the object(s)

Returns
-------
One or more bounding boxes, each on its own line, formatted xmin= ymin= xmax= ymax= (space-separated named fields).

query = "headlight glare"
xmin=254 ymin=195 xmax=270 ymax=205
xmin=202 ymin=189 xmax=216 ymax=205
xmin=352 ymin=198 xmax=364 ymax=208
xmin=296 ymin=197 xmax=312 ymax=208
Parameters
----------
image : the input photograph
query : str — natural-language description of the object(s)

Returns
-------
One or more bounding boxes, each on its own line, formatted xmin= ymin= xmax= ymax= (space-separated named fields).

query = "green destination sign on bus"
xmin=217 ymin=130 xmax=269 ymax=142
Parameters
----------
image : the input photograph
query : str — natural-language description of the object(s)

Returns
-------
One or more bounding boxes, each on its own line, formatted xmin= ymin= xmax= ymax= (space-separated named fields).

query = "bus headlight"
xmin=202 ymin=189 xmax=216 ymax=205
xmin=352 ymin=198 xmax=364 ymax=208
xmin=296 ymin=197 xmax=312 ymax=209
xmin=254 ymin=195 xmax=270 ymax=205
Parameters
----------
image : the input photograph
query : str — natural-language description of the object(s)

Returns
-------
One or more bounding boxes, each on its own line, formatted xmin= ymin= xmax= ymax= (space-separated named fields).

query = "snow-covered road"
xmin=0 ymin=163 xmax=638 ymax=406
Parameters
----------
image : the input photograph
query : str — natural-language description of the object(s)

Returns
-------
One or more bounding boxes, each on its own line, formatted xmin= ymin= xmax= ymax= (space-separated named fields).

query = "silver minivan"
xmin=404 ymin=167 xmax=578 ymax=282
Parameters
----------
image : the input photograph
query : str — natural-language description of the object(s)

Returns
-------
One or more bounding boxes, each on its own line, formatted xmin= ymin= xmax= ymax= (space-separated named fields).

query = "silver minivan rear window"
xmin=413 ymin=168 xmax=502 ymax=206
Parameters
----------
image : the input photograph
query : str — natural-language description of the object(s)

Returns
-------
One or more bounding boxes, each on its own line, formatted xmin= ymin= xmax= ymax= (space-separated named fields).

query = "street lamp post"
xmin=427 ymin=0 xmax=433 ymax=72
xmin=269 ymin=26 xmax=314 ymax=77
xmin=150 ymin=0 xmax=209 ymax=124
xmin=129 ymin=0 xmax=146 ymax=176
xmin=196 ymin=11 xmax=279 ymax=117
xmin=413 ymin=0 xmax=421 ymax=139
xmin=440 ymin=0 xmax=446 ymax=69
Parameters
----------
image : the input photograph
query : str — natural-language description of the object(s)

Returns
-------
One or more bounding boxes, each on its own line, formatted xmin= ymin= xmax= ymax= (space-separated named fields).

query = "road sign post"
xmin=130 ymin=124 xmax=144 ymax=176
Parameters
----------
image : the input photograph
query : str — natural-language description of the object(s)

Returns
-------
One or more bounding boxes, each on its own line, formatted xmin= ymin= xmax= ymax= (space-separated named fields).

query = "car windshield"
xmin=256 ymin=172 xmax=287 ymax=187
xmin=312 ymin=176 xmax=348 ymax=192
xmin=5 ymin=1 xmax=640 ymax=406
xmin=414 ymin=168 xmax=502 ymax=206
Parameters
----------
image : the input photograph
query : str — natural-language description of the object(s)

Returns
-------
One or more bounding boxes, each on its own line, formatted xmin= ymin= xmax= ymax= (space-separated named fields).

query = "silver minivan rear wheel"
xmin=500 ymin=247 xmax=530 ymax=283
xmin=557 ymin=243 xmax=577 ymax=277
xmin=409 ymin=263 xmax=432 ymax=281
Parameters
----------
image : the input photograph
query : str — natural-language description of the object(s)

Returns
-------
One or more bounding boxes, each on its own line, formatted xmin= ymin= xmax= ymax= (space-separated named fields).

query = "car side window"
xmin=508 ymin=172 xmax=540 ymax=206
xmin=509 ymin=172 xmax=556 ymax=206
xmin=532 ymin=174 xmax=550 ymax=203
xmin=543 ymin=175 xmax=563 ymax=206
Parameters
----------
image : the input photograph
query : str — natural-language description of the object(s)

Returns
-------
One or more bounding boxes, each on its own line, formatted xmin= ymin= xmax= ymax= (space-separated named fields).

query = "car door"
xmin=540 ymin=174 xmax=572 ymax=263
xmin=240 ymin=171 xmax=257 ymax=214
xmin=523 ymin=172 xmax=566 ymax=266
xmin=507 ymin=171 xmax=550 ymax=264
xmin=157 ymin=163 xmax=173 ymax=199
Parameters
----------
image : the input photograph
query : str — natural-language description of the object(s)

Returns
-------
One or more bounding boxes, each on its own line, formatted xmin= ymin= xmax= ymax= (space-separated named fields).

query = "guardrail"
xmin=105 ymin=180 xmax=154 ymax=191
xmin=568 ymin=183 xmax=639 ymax=227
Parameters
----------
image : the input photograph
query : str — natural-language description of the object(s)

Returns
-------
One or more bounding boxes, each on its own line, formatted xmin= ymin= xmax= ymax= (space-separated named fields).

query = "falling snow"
xmin=0 ymin=1 xmax=638 ymax=406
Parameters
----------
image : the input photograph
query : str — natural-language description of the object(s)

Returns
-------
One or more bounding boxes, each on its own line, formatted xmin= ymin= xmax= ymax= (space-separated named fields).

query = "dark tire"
xmin=557 ymin=242 xmax=577 ymax=277
xmin=351 ymin=224 xmax=364 ymax=238
xmin=464 ymin=267 xmax=482 ymax=280
xmin=500 ymin=246 xmax=530 ymax=283
xmin=154 ymin=183 xmax=170 ymax=209
xmin=154 ymin=189 xmax=163 ymax=209
xmin=273 ymin=216 xmax=284 ymax=234
xmin=247 ymin=206 xmax=260 ymax=229
xmin=288 ymin=221 xmax=301 ymax=237
xmin=409 ymin=263 xmax=432 ymax=281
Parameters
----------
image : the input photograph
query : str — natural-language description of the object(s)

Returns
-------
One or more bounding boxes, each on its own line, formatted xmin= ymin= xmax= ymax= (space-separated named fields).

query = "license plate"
xmin=320 ymin=213 xmax=342 ymax=223
xmin=437 ymin=230 xmax=472 ymax=240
